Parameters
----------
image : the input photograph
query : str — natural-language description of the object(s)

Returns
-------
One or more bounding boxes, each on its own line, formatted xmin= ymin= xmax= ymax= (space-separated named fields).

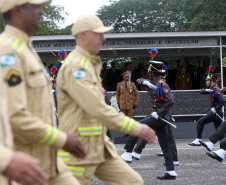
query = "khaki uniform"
xmin=116 ymin=81 xmax=139 ymax=118
xmin=175 ymin=72 xmax=192 ymax=90
xmin=0 ymin=68 xmax=14 ymax=185
xmin=57 ymin=46 xmax=143 ymax=185
xmin=0 ymin=25 xmax=80 ymax=185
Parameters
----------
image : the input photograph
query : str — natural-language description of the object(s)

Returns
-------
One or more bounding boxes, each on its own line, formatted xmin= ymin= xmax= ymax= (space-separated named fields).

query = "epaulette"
xmin=64 ymin=53 xmax=72 ymax=64
xmin=80 ymin=56 xmax=90 ymax=69
xmin=12 ymin=38 xmax=26 ymax=53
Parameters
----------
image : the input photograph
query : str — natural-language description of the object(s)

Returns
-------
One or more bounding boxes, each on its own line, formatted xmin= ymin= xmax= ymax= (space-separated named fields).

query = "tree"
xmin=0 ymin=5 xmax=68 ymax=34
xmin=36 ymin=5 xmax=68 ymax=34
xmin=97 ymin=0 xmax=226 ymax=32
xmin=97 ymin=0 xmax=186 ymax=32
xmin=182 ymin=0 xmax=226 ymax=30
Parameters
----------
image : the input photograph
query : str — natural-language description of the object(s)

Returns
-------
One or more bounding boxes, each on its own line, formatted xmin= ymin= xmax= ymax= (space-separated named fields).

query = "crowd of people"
xmin=100 ymin=58 xmax=223 ymax=92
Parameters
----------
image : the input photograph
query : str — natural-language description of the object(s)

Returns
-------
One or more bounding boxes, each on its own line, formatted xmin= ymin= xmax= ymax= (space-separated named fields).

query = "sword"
xmin=159 ymin=117 xmax=177 ymax=128
xmin=216 ymin=112 xmax=224 ymax=122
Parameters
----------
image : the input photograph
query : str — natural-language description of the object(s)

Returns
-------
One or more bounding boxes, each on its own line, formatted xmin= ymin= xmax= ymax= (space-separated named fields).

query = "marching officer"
xmin=175 ymin=64 xmax=192 ymax=90
xmin=131 ymin=70 xmax=179 ymax=166
xmin=116 ymin=70 xmax=139 ymax=118
xmin=188 ymin=71 xmax=225 ymax=146
xmin=121 ymin=61 xmax=177 ymax=180
xmin=0 ymin=0 xmax=87 ymax=184
xmin=0 ymin=67 xmax=48 ymax=185
xmin=57 ymin=15 xmax=157 ymax=185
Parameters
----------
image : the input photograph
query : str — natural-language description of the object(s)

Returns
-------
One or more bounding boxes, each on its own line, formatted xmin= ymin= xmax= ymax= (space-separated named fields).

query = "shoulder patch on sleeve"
xmin=73 ymin=69 xmax=86 ymax=80
xmin=0 ymin=53 xmax=16 ymax=67
xmin=6 ymin=70 xmax=22 ymax=86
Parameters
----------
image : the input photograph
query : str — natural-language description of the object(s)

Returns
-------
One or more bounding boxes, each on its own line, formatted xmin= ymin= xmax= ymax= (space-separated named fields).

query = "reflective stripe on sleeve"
xmin=120 ymin=117 xmax=134 ymax=134
xmin=39 ymin=125 xmax=58 ymax=145
xmin=80 ymin=57 xmax=90 ymax=69
xmin=65 ymin=53 xmax=72 ymax=64
xmin=78 ymin=126 xmax=102 ymax=136
xmin=58 ymin=152 xmax=70 ymax=161
xmin=67 ymin=166 xmax=85 ymax=176
xmin=12 ymin=38 xmax=26 ymax=53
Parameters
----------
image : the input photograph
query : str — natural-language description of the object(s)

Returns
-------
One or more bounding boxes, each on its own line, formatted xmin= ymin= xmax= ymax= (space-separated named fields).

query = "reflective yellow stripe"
xmin=12 ymin=38 xmax=26 ymax=53
xmin=67 ymin=166 xmax=85 ymax=176
xmin=40 ymin=125 xmax=58 ymax=145
xmin=80 ymin=57 xmax=90 ymax=69
xmin=120 ymin=117 xmax=134 ymax=134
xmin=58 ymin=152 xmax=70 ymax=161
xmin=78 ymin=126 xmax=102 ymax=136
xmin=65 ymin=53 xmax=72 ymax=64
xmin=0 ymin=37 xmax=2 ymax=43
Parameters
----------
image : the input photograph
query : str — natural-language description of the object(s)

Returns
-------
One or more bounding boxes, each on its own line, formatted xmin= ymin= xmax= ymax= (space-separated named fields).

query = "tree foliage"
xmin=36 ymin=5 xmax=68 ymax=34
xmin=0 ymin=5 xmax=68 ymax=34
xmin=97 ymin=0 xmax=226 ymax=32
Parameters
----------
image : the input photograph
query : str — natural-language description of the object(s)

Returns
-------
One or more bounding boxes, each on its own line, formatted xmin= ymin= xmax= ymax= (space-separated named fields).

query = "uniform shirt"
xmin=116 ymin=81 xmax=139 ymax=109
xmin=0 ymin=25 xmax=67 ymax=177
xmin=0 ymin=68 xmax=14 ymax=185
xmin=200 ymin=84 xmax=225 ymax=112
xmin=137 ymin=78 xmax=175 ymax=118
xmin=57 ymin=46 xmax=142 ymax=165
xmin=175 ymin=72 xmax=192 ymax=90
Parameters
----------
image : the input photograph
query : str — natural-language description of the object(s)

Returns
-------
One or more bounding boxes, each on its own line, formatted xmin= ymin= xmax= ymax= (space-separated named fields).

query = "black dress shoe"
xmin=206 ymin=152 xmax=223 ymax=162
xmin=188 ymin=142 xmax=201 ymax=146
xmin=163 ymin=163 xmax=179 ymax=166
xmin=132 ymin=156 xmax=140 ymax=160
xmin=199 ymin=141 xmax=211 ymax=151
xmin=157 ymin=173 xmax=176 ymax=180
xmin=157 ymin=153 xmax=164 ymax=156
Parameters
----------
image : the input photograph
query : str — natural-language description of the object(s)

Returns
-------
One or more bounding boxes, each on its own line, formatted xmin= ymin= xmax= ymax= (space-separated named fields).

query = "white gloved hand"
xmin=211 ymin=108 xmax=216 ymax=114
xmin=151 ymin=112 xmax=159 ymax=120
xmin=205 ymin=89 xmax=213 ymax=93
xmin=142 ymin=81 xmax=157 ymax=89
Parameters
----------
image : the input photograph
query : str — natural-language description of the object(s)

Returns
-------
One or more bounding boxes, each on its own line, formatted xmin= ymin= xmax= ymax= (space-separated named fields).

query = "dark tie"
xmin=125 ymin=82 xmax=127 ymax=89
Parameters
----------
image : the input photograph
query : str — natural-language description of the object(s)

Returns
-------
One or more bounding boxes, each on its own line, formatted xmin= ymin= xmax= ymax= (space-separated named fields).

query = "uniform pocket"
xmin=26 ymin=71 xmax=46 ymax=87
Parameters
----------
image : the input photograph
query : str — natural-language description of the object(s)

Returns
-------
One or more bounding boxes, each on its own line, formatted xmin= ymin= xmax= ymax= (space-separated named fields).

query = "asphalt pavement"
xmin=91 ymin=139 xmax=226 ymax=185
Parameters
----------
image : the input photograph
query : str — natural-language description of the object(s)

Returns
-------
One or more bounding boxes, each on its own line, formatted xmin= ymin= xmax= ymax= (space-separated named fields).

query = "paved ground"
xmin=91 ymin=139 xmax=226 ymax=185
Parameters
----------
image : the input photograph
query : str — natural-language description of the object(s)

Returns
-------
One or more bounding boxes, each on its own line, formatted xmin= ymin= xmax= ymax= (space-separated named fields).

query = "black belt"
xmin=151 ymin=108 xmax=159 ymax=112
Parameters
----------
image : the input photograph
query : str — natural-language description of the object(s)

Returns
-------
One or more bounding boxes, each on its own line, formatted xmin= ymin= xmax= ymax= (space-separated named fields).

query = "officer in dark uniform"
xmin=131 ymin=69 xmax=179 ymax=166
xmin=121 ymin=61 xmax=177 ymax=180
xmin=188 ymin=72 xmax=225 ymax=146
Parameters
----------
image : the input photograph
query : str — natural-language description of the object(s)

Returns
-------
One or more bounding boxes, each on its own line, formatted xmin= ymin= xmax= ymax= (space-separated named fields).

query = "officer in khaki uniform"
xmin=0 ymin=0 xmax=87 ymax=184
xmin=116 ymin=71 xmax=139 ymax=118
xmin=0 ymin=68 xmax=48 ymax=185
xmin=57 ymin=15 xmax=157 ymax=185
xmin=175 ymin=64 xmax=192 ymax=90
